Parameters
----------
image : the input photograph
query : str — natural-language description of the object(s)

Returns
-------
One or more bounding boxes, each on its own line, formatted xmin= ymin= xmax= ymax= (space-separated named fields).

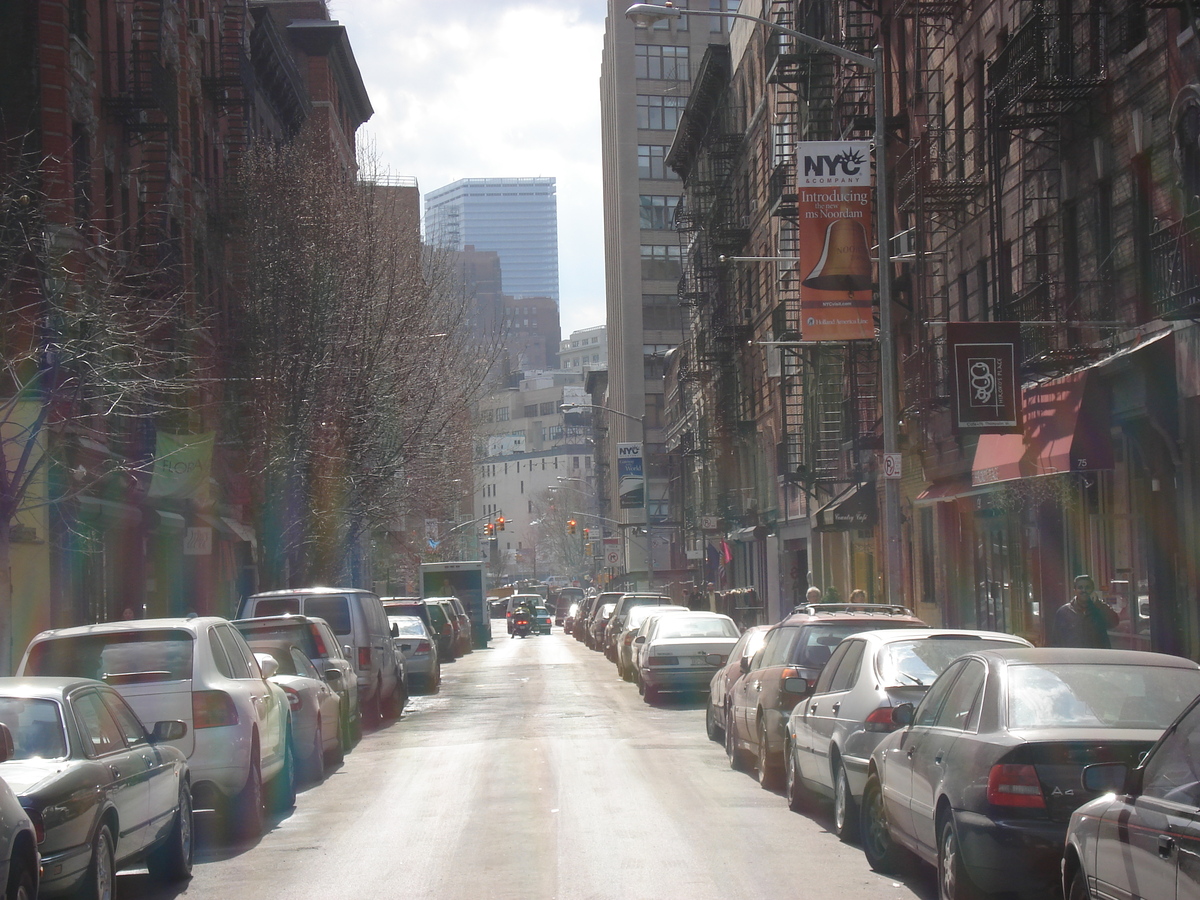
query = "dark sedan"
xmin=0 ymin=677 xmax=192 ymax=897
xmin=858 ymin=648 xmax=1200 ymax=900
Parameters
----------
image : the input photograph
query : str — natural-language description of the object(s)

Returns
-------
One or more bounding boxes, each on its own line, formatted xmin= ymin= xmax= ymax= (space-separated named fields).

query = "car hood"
xmin=0 ymin=759 xmax=73 ymax=795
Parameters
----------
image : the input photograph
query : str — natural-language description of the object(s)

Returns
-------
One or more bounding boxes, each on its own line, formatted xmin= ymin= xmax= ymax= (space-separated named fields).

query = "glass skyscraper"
xmin=424 ymin=177 xmax=560 ymax=304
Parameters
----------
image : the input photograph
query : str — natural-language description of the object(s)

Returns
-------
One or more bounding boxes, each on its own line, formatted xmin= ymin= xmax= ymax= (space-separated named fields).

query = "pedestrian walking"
xmin=1049 ymin=575 xmax=1119 ymax=648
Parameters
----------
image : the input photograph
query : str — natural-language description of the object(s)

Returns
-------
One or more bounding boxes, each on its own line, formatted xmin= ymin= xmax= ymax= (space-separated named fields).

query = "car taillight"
xmin=21 ymin=807 xmax=44 ymax=844
xmin=863 ymin=706 xmax=898 ymax=732
xmin=283 ymin=686 xmax=303 ymax=712
xmin=624 ymin=633 xmax=634 ymax=646
xmin=987 ymin=764 xmax=1046 ymax=808
xmin=358 ymin=648 xmax=372 ymax=669
xmin=193 ymin=690 xmax=239 ymax=728
xmin=311 ymin=630 xmax=328 ymax=656
xmin=416 ymin=641 xmax=432 ymax=653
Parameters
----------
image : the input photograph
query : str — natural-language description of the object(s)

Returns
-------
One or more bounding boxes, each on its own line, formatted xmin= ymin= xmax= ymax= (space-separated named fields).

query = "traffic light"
xmin=496 ymin=516 xmax=506 ymax=531
xmin=566 ymin=519 xmax=577 ymax=535
xmin=582 ymin=527 xmax=590 ymax=540
xmin=484 ymin=522 xmax=494 ymax=536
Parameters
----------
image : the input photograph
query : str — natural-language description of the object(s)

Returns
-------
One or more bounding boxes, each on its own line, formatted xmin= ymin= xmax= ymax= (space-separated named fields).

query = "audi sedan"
xmin=0 ymin=678 xmax=192 ymax=896
xmin=858 ymin=648 xmax=1200 ymax=900
xmin=635 ymin=612 xmax=741 ymax=703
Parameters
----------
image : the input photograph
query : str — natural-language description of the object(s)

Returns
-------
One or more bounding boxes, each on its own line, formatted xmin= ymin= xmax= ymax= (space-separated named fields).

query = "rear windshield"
xmin=250 ymin=598 xmax=300 ymax=617
xmin=234 ymin=622 xmax=316 ymax=657
xmin=303 ymin=597 xmax=352 ymax=635
xmin=1007 ymin=663 xmax=1200 ymax=730
xmin=389 ymin=617 xmax=428 ymax=637
xmin=25 ymin=630 xmax=195 ymax=683
xmin=789 ymin=622 xmax=923 ymax=669
xmin=0 ymin=698 xmax=66 ymax=759
xmin=655 ymin=617 xmax=739 ymax=639
xmin=426 ymin=604 xmax=449 ymax=627
xmin=878 ymin=637 xmax=1024 ymax=687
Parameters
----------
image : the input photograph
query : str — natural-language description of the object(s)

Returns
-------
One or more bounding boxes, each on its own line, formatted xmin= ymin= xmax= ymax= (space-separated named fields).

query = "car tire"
xmin=6 ymin=856 xmax=35 ymax=900
xmin=785 ymin=738 xmax=810 ymax=812
xmin=860 ymin=774 xmax=901 ymax=873
xmin=757 ymin=720 xmax=783 ymax=790
xmin=147 ymin=784 xmax=194 ymax=881
xmin=270 ymin=732 xmax=296 ymax=813
xmin=938 ymin=815 xmax=983 ymax=900
xmin=1067 ymin=868 xmax=1091 ymax=900
xmin=232 ymin=757 xmax=264 ymax=841
xmin=726 ymin=710 xmax=750 ymax=772
xmin=705 ymin=703 xmax=723 ymax=743
xmin=833 ymin=760 xmax=858 ymax=842
xmin=81 ymin=823 xmax=115 ymax=900
xmin=307 ymin=719 xmax=326 ymax=783
xmin=327 ymin=712 xmax=346 ymax=768
xmin=643 ymin=683 xmax=658 ymax=704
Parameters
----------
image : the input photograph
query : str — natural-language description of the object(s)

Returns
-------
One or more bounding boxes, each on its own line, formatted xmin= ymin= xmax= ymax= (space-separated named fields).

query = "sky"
xmin=330 ymin=1 xmax=610 ymax=339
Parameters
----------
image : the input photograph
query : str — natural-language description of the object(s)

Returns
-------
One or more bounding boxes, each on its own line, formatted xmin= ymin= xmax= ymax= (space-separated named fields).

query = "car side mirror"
xmin=343 ymin=644 xmax=353 ymax=658
xmin=323 ymin=668 xmax=344 ymax=686
xmin=0 ymin=723 xmax=14 ymax=763
xmin=391 ymin=623 xmax=399 ymax=637
xmin=740 ymin=656 xmax=751 ymax=675
xmin=1082 ymin=762 xmax=1131 ymax=795
xmin=783 ymin=676 xmax=812 ymax=696
xmin=255 ymin=653 xmax=279 ymax=679
xmin=634 ymin=636 xmax=646 ymax=644
xmin=150 ymin=720 xmax=188 ymax=743
xmin=892 ymin=702 xmax=915 ymax=727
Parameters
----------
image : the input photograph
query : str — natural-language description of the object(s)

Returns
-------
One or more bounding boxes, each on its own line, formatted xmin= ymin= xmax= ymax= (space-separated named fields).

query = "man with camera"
xmin=1050 ymin=575 xmax=1119 ymax=648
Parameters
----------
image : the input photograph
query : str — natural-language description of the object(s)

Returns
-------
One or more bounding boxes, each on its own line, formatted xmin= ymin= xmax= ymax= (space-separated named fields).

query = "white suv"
xmin=18 ymin=617 xmax=294 ymax=839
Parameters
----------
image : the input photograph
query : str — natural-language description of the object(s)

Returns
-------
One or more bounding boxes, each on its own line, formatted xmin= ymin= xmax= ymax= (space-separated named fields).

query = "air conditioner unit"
xmin=189 ymin=18 xmax=208 ymax=39
xmin=891 ymin=228 xmax=915 ymax=260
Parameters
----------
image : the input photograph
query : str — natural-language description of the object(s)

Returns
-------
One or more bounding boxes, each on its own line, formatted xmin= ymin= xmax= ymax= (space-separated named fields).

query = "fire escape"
xmin=770 ymin=0 xmax=880 ymax=500
xmin=986 ymin=0 xmax=1108 ymax=371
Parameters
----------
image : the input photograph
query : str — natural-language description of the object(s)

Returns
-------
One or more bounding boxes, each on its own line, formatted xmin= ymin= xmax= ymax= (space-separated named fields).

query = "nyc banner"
xmin=797 ymin=141 xmax=876 ymax=341
xmin=617 ymin=442 xmax=644 ymax=509
xmin=948 ymin=322 xmax=1022 ymax=432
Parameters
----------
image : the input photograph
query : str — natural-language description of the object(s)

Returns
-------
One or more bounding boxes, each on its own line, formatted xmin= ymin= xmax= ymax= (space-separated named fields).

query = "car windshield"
xmin=790 ymin=622 xmax=922 ymax=669
xmin=235 ymin=622 xmax=316 ymax=657
xmin=303 ymin=596 xmax=352 ymax=635
xmin=1007 ymin=663 xmax=1200 ymax=730
xmin=390 ymin=617 xmax=427 ymax=637
xmin=0 ymin=698 xmax=67 ymax=760
xmin=877 ymin=637 xmax=1025 ymax=687
xmin=24 ymin=630 xmax=195 ymax=683
xmin=655 ymin=617 xmax=738 ymax=639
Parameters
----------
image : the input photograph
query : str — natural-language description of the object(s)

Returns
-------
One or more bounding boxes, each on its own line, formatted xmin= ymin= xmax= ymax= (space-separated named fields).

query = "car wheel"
xmin=270 ymin=733 xmax=296 ymax=813
xmin=705 ymin=703 xmax=723 ymax=743
xmin=1067 ymin=868 xmax=1091 ymax=900
xmin=6 ymin=857 xmax=35 ymax=900
xmin=785 ymin=738 xmax=810 ymax=812
xmin=147 ymin=784 xmax=194 ymax=881
xmin=938 ymin=815 xmax=983 ymax=900
xmin=860 ymin=774 xmax=901 ymax=872
xmin=328 ymin=711 xmax=346 ymax=767
xmin=307 ymin=719 xmax=326 ymax=783
xmin=757 ymin=720 xmax=783 ymax=789
xmin=232 ymin=757 xmax=264 ymax=841
xmin=726 ymin=710 xmax=750 ymax=772
xmin=643 ymin=683 xmax=659 ymax=704
xmin=833 ymin=760 xmax=858 ymax=842
xmin=82 ymin=823 xmax=115 ymax=900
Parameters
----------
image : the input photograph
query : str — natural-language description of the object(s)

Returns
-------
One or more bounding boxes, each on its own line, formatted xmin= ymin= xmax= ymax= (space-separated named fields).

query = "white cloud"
xmin=332 ymin=1 xmax=609 ymax=337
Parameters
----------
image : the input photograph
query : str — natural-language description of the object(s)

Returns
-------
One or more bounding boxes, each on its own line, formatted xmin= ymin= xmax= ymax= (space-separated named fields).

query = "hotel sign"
xmin=948 ymin=322 xmax=1022 ymax=432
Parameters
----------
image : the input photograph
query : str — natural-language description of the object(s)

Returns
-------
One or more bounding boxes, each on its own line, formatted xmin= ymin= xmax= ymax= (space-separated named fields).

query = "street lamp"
xmin=624 ymin=3 xmax=903 ymax=605
xmin=561 ymin=402 xmax=655 ymax=590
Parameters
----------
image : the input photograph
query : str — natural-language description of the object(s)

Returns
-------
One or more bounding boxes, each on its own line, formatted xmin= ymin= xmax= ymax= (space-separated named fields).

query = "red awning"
xmin=971 ymin=371 xmax=1112 ymax=486
xmin=913 ymin=478 xmax=975 ymax=505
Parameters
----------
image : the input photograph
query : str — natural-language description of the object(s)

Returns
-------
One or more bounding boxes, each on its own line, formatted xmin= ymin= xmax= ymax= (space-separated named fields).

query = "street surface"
xmin=119 ymin=622 xmax=937 ymax=900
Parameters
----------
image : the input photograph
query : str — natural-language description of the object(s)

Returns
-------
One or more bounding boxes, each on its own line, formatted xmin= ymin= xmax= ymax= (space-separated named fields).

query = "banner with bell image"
xmin=947 ymin=322 xmax=1022 ymax=432
xmin=797 ymin=141 xmax=876 ymax=342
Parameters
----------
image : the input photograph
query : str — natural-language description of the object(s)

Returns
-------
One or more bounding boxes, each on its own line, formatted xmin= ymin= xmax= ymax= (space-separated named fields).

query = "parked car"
xmin=247 ymin=642 xmax=343 ymax=782
xmin=441 ymin=596 xmax=473 ymax=656
xmin=706 ymin=625 xmax=770 ymax=742
xmin=786 ymin=629 xmax=1032 ymax=839
xmin=616 ymin=605 xmax=690 ymax=681
xmin=588 ymin=602 xmax=618 ymax=651
xmin=388 ymin=615 xmax=440 ymax=694
xmin=1063 ymin=688 xmax=1200 ymax=900
xmin=725 ymin=603 xmax=927 ymax=789
xmin=604 ymin=593 xmax=672 ymax=662
xmin=858 ymin=647 xmax=1200 ymax=900
xmin=0 ymin=762 xmax=37 ymax=900
xmin=19 ymin=617 xmax=294 ymax=840
xmin=233 ymin=614 xmax=359 ymax=748
xmin=635 ymin=612 xmax=741 ymax=702
xmin=239 ymin=588 xmax=405 ymax=724
xmin=555 ymin=587 xmax=585 ymax=626
xmin=425 ymin=600 xmax=458 ymax=661
xmin=382 ymin=597 xmax=432 ymax=632
xmin=0 ymin=677 xmax=192 ymax=896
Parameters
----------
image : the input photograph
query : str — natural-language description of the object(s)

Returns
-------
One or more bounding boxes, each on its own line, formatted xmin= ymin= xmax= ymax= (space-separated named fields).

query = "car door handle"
xmin=907 ymin=748 xmax=915 ymax=758
xmin=810 ymin=704 xmax=818 ymax=713
xmin=934 ymin=754 xmax=944 ymax=765
xmin=1160 ymin=835 xmax=1176 ymax=859
xmin=831 ymin=702 xmax=841 ymax=714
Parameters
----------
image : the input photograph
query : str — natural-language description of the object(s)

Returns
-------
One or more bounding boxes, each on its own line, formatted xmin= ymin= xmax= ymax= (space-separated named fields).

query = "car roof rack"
xmin=791 ymin=602 xmax=916 ymax=617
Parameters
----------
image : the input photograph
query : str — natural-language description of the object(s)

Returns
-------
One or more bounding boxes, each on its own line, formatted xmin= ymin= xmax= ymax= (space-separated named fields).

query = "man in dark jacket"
xmin=1050 ymin=575 xmax=1119 ymax=648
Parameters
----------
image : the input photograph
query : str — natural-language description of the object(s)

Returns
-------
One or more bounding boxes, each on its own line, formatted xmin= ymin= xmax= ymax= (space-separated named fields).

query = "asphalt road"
xmin=119 ymin=622 xmax=937 ymax=900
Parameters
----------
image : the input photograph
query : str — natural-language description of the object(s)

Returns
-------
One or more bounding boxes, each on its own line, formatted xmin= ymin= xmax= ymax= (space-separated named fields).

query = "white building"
xmin=559 ymin=325 xmax=607 ymax=374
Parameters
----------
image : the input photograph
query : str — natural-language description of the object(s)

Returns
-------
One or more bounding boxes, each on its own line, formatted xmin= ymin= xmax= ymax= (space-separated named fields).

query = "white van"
xmin=238 ymin=588 xmax=404 ymax=723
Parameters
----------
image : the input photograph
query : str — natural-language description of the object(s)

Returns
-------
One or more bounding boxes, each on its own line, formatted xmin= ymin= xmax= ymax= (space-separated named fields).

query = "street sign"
xmin=883 ymin=452 xmax=901 ymax=480
xmin=606 ymin=550 xmax=620 ymax=565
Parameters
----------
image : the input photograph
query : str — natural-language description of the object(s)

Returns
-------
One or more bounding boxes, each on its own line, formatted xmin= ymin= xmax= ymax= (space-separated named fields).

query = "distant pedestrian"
xmin=1050 ymin=575 xmax=1118 ymax=648
xmin=805 ymin=586 xmax=823 ymax=606
xmin=848 ymin=589 xmax=867 ymax=604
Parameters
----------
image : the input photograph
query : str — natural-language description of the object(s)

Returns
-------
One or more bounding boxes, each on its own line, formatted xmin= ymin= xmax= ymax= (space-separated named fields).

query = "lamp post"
xmin=624 ymin=3 xmax=902 ymax=605
xmin=561 ymin=402 xmax=654 ymax=590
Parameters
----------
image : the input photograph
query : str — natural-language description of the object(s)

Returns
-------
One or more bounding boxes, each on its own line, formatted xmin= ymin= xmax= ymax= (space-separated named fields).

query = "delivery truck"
xmin=420 ymin=560 xmax=490 ymax=649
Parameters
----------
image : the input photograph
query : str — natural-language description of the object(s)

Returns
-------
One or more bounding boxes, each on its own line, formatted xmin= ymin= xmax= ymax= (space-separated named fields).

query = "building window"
xmin=643 ymin=294 xmax=684 ymax=330
xmin=709 ymin=0 xmax=739 ymax=31
xmin=639 ymin=195 xmax=680 ymax=230
xmin=637 ymin=95 xmax=687 ymax=130
xmin=524 ymin=404 xmax=538 ymax=418
xmin=496 ymin=408 xmax=509 ymax=422
xmin=635 ymin=45 xmax=690 ymax=80
xmin=641 ymin=245 xmax=682 ymax=281
xmin=539 ymin=401 xmax=555 ymax=415
xmin=638 ymin=145 xmax=678 ymax=180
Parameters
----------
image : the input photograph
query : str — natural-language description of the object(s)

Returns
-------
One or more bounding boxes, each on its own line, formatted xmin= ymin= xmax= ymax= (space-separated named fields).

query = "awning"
xmin=154 ymin=510 xmax=186 ymax=531
xmin=222 ymin=517 xmax=257 ymax=545
xmin=913 ymin=478 xmax=975 ymax=505
xmin=77 ymin=497 xmax=141 ymax=526
xmin=814 ymin=481 xmax=876 ymax=531
xmin=971 ymin=370 xmax=1113 ymax=486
